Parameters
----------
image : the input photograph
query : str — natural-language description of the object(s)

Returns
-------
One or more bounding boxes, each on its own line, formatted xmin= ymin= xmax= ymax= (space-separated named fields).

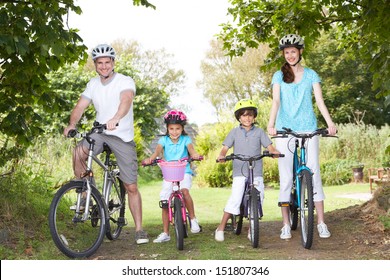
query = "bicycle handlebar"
xmin=272 ymin=127 xmax=338 ymax=139
xmin=67 ymin=121 xmax=114 ymax=139
xmin=142 ymin=156 xmax=204 ymax=167
xmin=216 ymin=151 xmax=284 ymax=163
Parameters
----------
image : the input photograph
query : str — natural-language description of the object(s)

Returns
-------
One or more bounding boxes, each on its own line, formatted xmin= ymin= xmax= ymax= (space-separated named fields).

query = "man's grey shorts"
xmin=81 ymin=133 xmax=138 ymax=184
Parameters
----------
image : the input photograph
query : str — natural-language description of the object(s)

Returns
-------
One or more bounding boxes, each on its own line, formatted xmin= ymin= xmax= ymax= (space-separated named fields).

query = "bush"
xmin=320 ymin=159 xmax=353 ymax=186
xmin=195 ymin=150 xmax=233 ymax=188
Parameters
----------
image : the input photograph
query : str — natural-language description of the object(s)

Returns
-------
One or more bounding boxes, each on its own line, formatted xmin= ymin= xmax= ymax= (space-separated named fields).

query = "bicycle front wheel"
xmin=299 ymin=169 xmax=314 ymax=249
xmin=173 ymin=197 xmax=184 ymax=250
xmin=249 ymin=188 xmax=260 ymax=248
xmin=48 ymin=181 xmax=106 ymax=258
xmin=106 ymin=177 xmax=126 ymax=240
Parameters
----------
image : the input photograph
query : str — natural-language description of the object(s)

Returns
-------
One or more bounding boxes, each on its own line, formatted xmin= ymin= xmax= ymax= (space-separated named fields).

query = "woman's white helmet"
xmin=91 ymin=44 xmax=116 ymax=61
xmin=279 ymin=34 xmax=305 ymax=50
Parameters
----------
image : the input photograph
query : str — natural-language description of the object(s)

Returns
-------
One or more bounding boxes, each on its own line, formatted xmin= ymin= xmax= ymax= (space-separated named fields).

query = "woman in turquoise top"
xmin=267 ymin=34 xmax=337 ymax=240
xmin=143 ymin=110 xmax=202 ymax=243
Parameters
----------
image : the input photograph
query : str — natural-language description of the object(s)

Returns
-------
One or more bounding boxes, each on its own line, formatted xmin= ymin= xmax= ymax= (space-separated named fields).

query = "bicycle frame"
xmin=242 ymin=158 xmax=262 ymax=218
xmin=293 ymin=137 xmax=313 ymax=210
xmin=167 ymin=182 xmax=187 ymax=225
xmin=74 ymin=130 xmax=123 ymax=221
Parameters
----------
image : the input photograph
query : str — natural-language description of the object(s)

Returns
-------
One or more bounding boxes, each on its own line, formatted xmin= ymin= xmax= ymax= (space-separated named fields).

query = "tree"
xmin=218 ymin=0 xmax=390 ymax=100
xmin=198 ymin=39 xmax=271 ymax=114
xmin=0 ymin=1 xmax=87 ymax=167
xmin=306 ymin=31 xmax=389 ymax=127
xmin=0 ymin=1 xmax=161 ymax=168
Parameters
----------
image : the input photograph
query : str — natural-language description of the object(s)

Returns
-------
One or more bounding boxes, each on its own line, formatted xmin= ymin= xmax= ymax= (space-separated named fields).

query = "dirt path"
xmin=91 ymin=197 xmax=390 ymax=260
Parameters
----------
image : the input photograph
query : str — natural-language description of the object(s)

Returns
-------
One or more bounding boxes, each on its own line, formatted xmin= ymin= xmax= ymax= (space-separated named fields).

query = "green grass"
xmin=137 ymin=181 xmax=372 ymax=228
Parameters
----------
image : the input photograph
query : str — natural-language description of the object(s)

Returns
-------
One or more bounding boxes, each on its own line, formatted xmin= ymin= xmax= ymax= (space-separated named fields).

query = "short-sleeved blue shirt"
xmin=223 ymin=125 xmax=272 ymax=177
xmin=272 ymin=67 xmax=320 ymax=131
xmin=158 ymin=135 xmax=193 ymax=174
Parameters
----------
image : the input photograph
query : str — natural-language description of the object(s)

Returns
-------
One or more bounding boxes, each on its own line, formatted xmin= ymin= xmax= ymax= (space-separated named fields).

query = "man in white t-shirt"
xmin=63 ymin=44 xmax=149 ymax=244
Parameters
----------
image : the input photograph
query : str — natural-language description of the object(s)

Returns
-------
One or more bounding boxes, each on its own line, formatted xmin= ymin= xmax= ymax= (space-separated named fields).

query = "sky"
xmin=68 ymin=0 xmax=231 ymax=126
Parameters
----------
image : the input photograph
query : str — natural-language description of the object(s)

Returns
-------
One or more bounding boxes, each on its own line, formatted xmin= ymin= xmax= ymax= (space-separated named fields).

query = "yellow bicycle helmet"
xmin=234 ymin=99 xmax=258 ymax=121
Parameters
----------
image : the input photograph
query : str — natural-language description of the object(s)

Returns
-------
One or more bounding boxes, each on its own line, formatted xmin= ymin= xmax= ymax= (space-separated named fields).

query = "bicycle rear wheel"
xmin=289 ymin=188 xmax=299 ymax=230
xmin=173 ymin=197 xmax=184 ymax=250
xmin=106 ymin=177 xmax=126 ymax=240
xmin=233 ymin=209 xmax=244 ymax=235
xmin=299 ymin=169 xmax=314 ymax=249
xmin=249 ymin=188 xmax=260 ymax=248
xmin=48 ymin=180 xmax=106 ymax=258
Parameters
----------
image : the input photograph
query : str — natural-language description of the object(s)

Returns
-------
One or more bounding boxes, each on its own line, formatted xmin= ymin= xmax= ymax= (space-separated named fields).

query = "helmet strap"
xmin=290 ymin=55 xmax=302 ymax=67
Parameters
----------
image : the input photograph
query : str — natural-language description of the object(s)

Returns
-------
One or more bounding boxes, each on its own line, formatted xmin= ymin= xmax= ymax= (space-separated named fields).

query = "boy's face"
xmin=239 ymin=110 xmax=255 ymax=128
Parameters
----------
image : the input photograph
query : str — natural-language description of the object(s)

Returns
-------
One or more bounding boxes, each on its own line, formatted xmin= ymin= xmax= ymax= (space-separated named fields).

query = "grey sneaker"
xmin=317 ymin=222 xmax=331 ymax=238
xmin=135 ymin=230 xmax=149 ymax=244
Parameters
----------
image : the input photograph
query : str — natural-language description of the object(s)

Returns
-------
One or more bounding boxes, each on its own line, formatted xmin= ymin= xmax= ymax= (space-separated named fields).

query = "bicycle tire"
xmin=290 ymin=189 xmax=299 ymax=230
xmin=233 ymin=211 xmax=244 ymax=235
xmin=249 ymin=188 xmax=260 ymax=248
xmin=106 ymin=177 xmax=126 ymax=240
xmin=173 ymin=197 xmax=184 ymax=250
xmin=299 ymin=169 xmax=314 ymax=249
xmin=184 ymin=212 xmax=189 ymax=238
xmin=48 ymin=180 xmax=106 ymax=258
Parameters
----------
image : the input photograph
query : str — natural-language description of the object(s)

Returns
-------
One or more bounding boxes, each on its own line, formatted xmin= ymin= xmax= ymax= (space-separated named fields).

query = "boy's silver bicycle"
xmin=48 ymin=122 xmax=127 ymax=258
xmin=218 ymin=151 xmax=283 ymax=248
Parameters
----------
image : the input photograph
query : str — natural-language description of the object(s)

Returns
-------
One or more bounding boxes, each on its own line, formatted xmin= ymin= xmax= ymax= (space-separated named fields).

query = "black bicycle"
xmin=217 ymin=151 xmax=283 ymax=248
xmin=48 ymin=122 xmax=127 ymax=258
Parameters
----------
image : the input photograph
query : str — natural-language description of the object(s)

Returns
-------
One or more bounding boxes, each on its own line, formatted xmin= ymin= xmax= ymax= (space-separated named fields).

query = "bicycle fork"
xmin=73 ymin=179 xmax=93 ymax=222
xmin=168 ymin=185 xmax=187 ymax=225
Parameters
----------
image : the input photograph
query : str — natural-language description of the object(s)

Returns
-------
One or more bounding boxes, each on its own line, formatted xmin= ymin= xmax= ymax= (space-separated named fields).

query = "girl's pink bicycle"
xmin=143 ymin=156 xmax=203 ymax=250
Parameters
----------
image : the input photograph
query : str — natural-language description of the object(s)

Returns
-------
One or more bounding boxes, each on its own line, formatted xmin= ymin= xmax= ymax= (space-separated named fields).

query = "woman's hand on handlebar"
xmin=327 ymin=124 xmax=337 ymax=136
xmin=267 ymin=126 xmax=277 ymax=136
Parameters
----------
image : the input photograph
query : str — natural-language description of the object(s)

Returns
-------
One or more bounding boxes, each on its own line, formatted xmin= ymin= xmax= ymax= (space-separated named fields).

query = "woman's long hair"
xmin=281 ymin=62 xmax=294 ymax=83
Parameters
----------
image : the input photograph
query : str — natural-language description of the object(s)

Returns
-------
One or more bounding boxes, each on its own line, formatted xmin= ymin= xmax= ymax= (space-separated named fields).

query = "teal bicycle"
xmin=274 ymin=127 xmax=336 ymax=249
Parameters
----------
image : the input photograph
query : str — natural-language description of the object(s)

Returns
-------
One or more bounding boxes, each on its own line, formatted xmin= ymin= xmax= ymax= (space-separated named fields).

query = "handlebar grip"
xmin=67 ymin=129 xmax=78 ymax=138
xmin=279 ymin=154 xmax=285 ymax=157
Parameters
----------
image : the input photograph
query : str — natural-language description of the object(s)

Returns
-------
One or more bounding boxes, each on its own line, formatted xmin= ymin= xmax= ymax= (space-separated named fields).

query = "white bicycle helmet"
xmin=279 ymin=34 xmax=305 ymax=50
xmin=91 ymin=44 xmax=116 ymax=61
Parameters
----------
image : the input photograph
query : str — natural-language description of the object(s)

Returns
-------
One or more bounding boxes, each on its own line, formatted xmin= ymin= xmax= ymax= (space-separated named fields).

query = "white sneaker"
xmin=317 ymin=222 xmax=331 ymax=238
xmin=153 ymin=232 xmax=170 ymax=243
xmin=280 ymin=224 xmax=292 ymax=239
xmin=215 ymin=229 xmax=224 ymax=242
xmin=190 ymin=218 xmax=201 ymax=233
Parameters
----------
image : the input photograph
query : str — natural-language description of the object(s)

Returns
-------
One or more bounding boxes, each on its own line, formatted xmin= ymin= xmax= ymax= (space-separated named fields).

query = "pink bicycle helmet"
xmin=164 ymin=110 xmax=187 ymax=125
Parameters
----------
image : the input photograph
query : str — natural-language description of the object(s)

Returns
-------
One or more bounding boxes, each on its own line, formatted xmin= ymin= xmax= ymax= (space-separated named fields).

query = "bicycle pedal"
xmin=278 ymin=202 xmax=290 ymax=207
xmin=118 ymin=217 xmax=128 ymax=227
